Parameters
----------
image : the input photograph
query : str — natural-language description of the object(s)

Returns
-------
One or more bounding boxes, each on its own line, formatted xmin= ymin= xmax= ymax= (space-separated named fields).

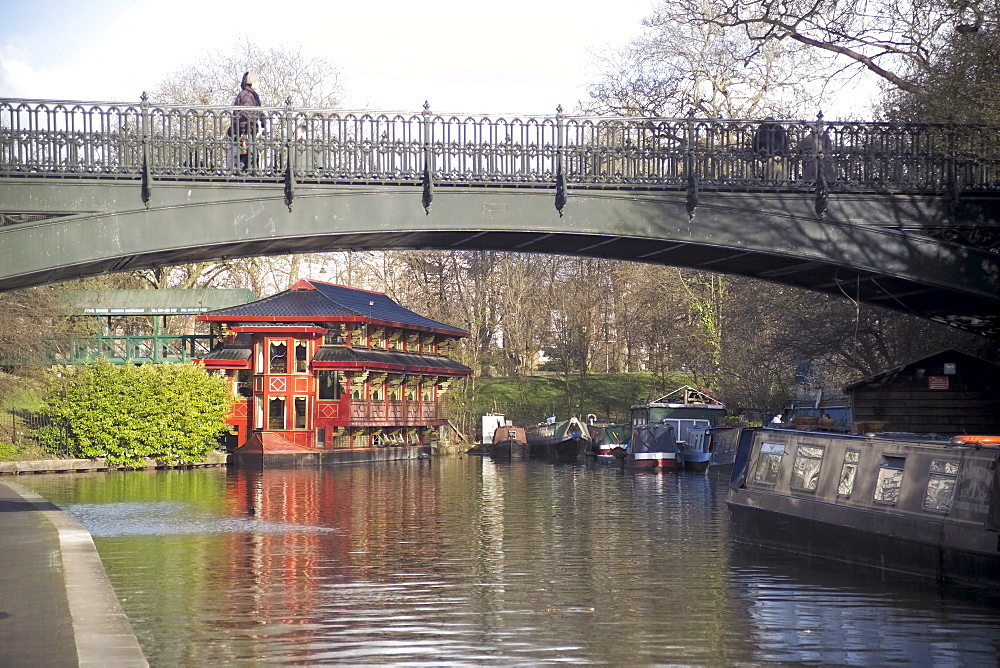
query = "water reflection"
xmin=17 ymin=460 xmax=1000 ymax=666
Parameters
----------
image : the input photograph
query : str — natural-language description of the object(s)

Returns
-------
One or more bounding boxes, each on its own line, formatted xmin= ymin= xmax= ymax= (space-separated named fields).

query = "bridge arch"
xmin=2 ymin=179 xmax=998 ymax=336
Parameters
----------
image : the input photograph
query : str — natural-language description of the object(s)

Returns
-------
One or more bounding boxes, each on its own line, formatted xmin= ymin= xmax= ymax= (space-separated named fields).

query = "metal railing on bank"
xmin=8 ymin=409 xmax=72 ymax=457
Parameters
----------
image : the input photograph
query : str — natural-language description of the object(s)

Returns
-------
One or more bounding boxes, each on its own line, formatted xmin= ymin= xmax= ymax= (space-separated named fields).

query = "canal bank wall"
xmin=0 ymin=450 xmax=230 ymax=475
xmin=0 ymin=480 xmax=148 ymax=667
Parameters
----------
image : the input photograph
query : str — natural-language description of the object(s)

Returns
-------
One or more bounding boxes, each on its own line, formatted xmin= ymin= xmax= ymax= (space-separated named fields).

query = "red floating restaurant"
xmin=197 ymin=279 xmax=472 ymax=466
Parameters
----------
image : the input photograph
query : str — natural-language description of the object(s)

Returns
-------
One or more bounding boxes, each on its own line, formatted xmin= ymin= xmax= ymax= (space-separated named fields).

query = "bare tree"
xmin=150 ymin=37 xmax=344 ymax=107
xmin=672 ymin=0 xmax=999 ymax=96
xmin=588 ymin=9 xmax=831 ymax=118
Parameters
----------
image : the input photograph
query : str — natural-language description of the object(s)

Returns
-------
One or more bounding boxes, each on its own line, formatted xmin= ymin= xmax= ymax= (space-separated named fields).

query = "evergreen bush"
xmin=39 ymin=361 xmax=232 ymax=468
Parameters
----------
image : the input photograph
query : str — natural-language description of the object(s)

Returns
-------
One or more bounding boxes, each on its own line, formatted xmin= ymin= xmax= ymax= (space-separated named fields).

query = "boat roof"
xmin=631 ymin=385 xmax=725 ymax=410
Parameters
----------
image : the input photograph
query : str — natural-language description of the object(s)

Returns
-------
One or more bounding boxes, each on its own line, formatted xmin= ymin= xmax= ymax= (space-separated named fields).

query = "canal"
xmin=18 ymin=457 xmax=1000 ymax=666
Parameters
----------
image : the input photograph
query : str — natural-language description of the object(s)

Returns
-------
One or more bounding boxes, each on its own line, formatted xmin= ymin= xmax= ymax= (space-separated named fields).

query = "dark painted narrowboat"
xmin=525 ymin=417 xmax=593 ymax=463
xmin=727 ymin=428 xmax=1000 ymax=588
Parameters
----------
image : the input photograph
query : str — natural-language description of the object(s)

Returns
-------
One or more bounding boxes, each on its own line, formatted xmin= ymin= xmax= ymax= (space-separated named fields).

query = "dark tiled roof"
xmin=202 ymin=280 xmax=467 ymax=336
xmin=313 ymin=346 xmax=472 ymax=374
xmin=201 ymin=347 xmax=252 ymax=361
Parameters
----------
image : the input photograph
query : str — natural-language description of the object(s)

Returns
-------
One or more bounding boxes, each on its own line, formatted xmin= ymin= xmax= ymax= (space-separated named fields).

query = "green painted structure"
xmin=53 ymin=289 xmax=254 ymax=364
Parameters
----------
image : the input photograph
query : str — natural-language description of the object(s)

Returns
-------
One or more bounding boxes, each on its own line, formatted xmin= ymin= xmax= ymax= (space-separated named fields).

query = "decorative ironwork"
xmin=904 ymin=227 xmax=1000 ymax=253
xmin=0 ymin=212 xmax=77 ymax=227
xmin=2 ymin=97 xmax=1000 ymax=201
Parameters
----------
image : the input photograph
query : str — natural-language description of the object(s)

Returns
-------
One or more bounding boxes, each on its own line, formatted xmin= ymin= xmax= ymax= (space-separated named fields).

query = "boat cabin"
xmin=631 ymin=385 xmax=726 ymax=444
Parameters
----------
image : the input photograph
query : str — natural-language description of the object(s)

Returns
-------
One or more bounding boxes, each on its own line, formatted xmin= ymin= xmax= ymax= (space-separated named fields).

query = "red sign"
xmin=928 ymin=376 xmax=949 ymax=390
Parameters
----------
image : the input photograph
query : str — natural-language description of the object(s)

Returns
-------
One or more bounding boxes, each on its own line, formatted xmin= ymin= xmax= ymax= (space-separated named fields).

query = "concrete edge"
xmin=3 ymin=481 xmax=148 ymax=668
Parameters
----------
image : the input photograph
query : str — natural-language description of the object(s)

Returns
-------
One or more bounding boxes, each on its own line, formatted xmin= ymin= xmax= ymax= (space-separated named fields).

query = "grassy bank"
xmin=458 ymin=372 xmax=693 ymax=432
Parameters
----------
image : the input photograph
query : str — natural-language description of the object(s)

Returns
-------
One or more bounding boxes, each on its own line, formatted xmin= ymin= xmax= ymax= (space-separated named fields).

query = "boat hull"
xmin=728 ymin=495 xmax=1000 ymax=588
xmin=627 ymin=452 xmax=679 ymax=471
xmin=489 ymin=439 xmax=530 ymax=460
xmin=678 ymin=452 xmax=712 ymax=472
xmin=727 ymin=427 xmax=1000 ymax=589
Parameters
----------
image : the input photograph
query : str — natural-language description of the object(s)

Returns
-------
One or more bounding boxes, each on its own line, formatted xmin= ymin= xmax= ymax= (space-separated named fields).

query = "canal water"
xmin=18 ymin=458 xmax=1000 ymax=666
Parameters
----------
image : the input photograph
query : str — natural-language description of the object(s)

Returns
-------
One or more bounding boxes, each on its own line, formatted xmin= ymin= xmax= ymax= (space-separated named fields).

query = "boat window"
xmin=874 ymin=455 xmax=906 ymax=505
xmin=790 ymin=445 xmax=825 ymax=492
xmin=923 ymin=459 xmax=960 ymax=513
xmin=838 ymin=450 xmax=860 ymax=497
xmin=753 ymin=442 xmax=785 ymax=485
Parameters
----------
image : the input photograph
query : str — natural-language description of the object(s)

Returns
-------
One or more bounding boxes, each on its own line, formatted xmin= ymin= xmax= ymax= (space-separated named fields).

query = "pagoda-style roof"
xmin=199 ymin=280 xmax=468 ymax=337
xmin=313 ymin=346 xmax=472 ymax=375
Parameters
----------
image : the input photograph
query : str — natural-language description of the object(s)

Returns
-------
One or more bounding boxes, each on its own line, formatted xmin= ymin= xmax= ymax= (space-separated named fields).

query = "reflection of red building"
xmin=197 ymin=280 xmax=471 ymax=465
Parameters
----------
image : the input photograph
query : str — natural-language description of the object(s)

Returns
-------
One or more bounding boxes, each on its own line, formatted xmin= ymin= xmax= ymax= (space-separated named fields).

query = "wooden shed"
xmin=844 ymin=349 xmax=1000 ymax=436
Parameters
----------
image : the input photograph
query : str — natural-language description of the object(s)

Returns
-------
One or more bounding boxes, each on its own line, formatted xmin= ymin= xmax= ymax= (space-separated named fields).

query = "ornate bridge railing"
xmin=3 ymin=97 xmax=1000 ymax=212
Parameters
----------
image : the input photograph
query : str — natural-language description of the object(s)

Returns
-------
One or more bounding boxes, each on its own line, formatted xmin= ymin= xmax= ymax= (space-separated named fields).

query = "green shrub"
xmin=0 ymin=441 xmax=18 ymax=461
xmin=40 ymin=361 xmax=233 ymax=468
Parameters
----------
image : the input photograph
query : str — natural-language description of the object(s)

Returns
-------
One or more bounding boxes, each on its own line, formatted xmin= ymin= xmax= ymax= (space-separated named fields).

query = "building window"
xmin=838 ymin=450 xmax=860 ymax=497
xmin=350 ymin=325 xmax=365 ymax=347
xmin=923 ymin=459 xmax=959 ymax=513
xmin=318 ymin=370 xmax=340 ymax=400
xmin=789 ymin=445 xmax=824 ymax=492
xmin=874 ymin=455 xmax=906 ymax=505
xmin=405 ymin=384 xmax=416 ymax=402
xmin=268 ymin=340 xmax=287 ymax=374
xmin=753 ymin=442 xmax=785 ymax=485
xmin=235 ymin=369 xmax=252 ymax=398
xmin=294 ymin=341 xmax=308 ymax=373
xmin=322 ymin=325 xmax=343 ymax=346
xmin=294 ymin=397 xmax=307 ymax=429
xmin=422 ymin=384 xmax=433 ymax=402
xmin=371 ymin=384 xmax=383 ymax=402
xmin=268 ymin=397 xmax=286 ymax=430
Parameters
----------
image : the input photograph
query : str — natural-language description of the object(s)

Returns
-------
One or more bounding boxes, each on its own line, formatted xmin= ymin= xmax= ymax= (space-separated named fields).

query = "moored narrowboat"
xmin=677 ymin=426 xmax=739 ymax=472
xmin=727 ymin=428 xmax=1000 ymax=588
xmin=525 ymin=417 xmax=593 ymax=463
xmin=627 ymin=423 xmax=679 ymax=470
xmin=630 ymin=386 xmax=726 ymax=472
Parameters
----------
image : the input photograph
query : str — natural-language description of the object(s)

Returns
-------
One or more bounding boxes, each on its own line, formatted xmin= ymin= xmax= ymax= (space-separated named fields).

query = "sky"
xmin=0 ymin=0 xmax=661 ymax=115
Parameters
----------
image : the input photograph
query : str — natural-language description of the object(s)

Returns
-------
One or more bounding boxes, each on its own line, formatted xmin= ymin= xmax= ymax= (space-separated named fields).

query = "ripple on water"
xmin=65 ymin=501 xmax=339 ymax=537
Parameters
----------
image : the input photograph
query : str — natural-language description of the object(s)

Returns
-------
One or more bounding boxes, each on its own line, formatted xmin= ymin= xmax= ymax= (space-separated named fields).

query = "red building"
xmin=197 ymin=279 xmax=471 ymax=465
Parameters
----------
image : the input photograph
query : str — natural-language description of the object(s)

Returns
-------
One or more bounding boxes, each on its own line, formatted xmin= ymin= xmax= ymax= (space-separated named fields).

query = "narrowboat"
xmin=627 ymin=423 xmax=679 ymax=470
xmin=628 ymin=386 xmax=726 ymax=471
xmin=525 ymin=417 xmax=593 ymax=463
xmin=727 ymin=428 xmax=1000 ymax=588
xmin=589 ymin=423 xmax=631 ymax=465
xmin=677 ymin=426 xmax=739 ymax=472
xmin=489 ymin=425 xmax=529 ymax=460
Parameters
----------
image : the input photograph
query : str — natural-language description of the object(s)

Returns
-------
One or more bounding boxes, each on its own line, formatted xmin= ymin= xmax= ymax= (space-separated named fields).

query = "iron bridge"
xmin=1 ymin=97 xmax=999 ymax=335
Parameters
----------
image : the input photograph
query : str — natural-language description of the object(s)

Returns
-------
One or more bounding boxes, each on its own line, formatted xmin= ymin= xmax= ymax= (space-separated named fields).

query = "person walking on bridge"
xmin=233 ymin=71 xmax=263 ymax=171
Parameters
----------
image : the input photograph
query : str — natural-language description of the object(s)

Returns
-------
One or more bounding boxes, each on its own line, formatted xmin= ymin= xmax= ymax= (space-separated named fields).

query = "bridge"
xmin=2 ymin=97 xmax=999 ymax=336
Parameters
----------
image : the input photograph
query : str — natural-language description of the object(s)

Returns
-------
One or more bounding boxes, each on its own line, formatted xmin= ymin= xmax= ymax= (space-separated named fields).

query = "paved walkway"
xmin=0 ymin=480 xmax=147 ymax=667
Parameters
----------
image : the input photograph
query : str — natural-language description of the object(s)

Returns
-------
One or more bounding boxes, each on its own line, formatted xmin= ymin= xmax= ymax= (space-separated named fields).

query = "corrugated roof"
xmin=60 ymin=289 xmax=255 ymax=315
xmin=313 ymin=346 xmax=472 ymax=374
xmin=201 ymin=280 xmax=468 ymax=336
